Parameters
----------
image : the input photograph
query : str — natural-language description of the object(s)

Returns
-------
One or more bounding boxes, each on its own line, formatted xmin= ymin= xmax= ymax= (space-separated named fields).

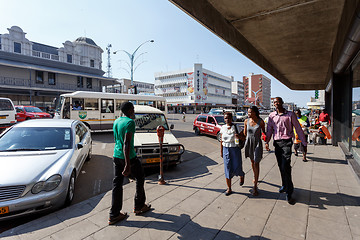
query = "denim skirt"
xmin=223 ymin=146 xmax=244 ymax=179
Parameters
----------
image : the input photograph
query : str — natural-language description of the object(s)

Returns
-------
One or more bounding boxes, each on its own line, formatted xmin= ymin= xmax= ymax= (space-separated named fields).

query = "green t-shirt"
xmin=113 ymin=117 xmax=136 ymax=159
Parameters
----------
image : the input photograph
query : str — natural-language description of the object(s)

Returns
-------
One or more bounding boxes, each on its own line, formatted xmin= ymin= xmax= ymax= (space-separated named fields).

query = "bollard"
xmin=157 ymin=125 xmax=166 ymax=185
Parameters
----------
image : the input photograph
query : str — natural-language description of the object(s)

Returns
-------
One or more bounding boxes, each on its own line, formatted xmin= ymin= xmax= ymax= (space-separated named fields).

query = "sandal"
xmin=239 ymin=176 xmax=245 ymax=186
xmin=225 ymin=189 xmax=233 ymax=196
xmin=134 ymin=203 xmax=152 ymax=215
xmin=251 ymin=187 xmax=259 ymax=196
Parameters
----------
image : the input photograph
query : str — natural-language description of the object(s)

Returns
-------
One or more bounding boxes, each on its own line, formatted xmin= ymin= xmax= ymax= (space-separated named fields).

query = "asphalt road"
xmin=1 ymin=113 xmax=242 ymax=232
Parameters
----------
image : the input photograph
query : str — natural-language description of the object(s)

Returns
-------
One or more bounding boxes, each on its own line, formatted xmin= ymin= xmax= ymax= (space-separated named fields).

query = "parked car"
xmin=193 ymin=114 xmax=226 ymax=141
xmin=0 ymin=98 xmax=16 ymax=131
xmin=208 ymin=108 xmax=237 ymax=121
xmin=15 ymin=105 xmax=52 ymax=122
xmin=236 ymin=112 xmax=247 ymax=122
xmin=0 ymin=119 xmax=92 ymax=220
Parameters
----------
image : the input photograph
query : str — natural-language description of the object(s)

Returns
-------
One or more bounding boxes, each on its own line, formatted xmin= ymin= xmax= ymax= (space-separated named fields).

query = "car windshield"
xmin=24 ymin=107 xmax=43 ymax=113
xmin=214 ymin=116 xmax=225 ymax=125
xmin=134 ymin=113 xmax=169 ymax=131
xmin=0 ymin=127 xmax=73 ymax=151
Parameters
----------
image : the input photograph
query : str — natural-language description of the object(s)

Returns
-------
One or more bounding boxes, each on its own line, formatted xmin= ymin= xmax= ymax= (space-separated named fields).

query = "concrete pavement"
xmin=1 ymin=143 xmax=360 ymax=240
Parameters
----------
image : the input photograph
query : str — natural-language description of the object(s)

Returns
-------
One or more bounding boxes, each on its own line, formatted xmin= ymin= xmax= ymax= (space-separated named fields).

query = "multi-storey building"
xmin=231 ymin=80 xmax=245 ymax=110
xmin=243 ymin=73 xmax=271 ymax=109
xmin=155 ymin=64 xmax=233 ymax=113
xmin=105 ymin=78 xmax=154 ymax=94
xmin=0 ymin=26 xmax=116 ymax=109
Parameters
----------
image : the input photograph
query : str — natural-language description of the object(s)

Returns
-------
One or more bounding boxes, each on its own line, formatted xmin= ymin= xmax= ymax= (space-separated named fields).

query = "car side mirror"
xmin=170 ymin=124 xmax=174 ymax=130
xmin=77 ymin=143 xmax=83 ymax=149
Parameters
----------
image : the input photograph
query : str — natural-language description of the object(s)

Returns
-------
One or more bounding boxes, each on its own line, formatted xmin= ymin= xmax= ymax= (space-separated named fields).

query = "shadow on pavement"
xmin=112 ymin=211 xmax=270 ymax=240
xmin=306 ymin=156 xmax=347 ymax=165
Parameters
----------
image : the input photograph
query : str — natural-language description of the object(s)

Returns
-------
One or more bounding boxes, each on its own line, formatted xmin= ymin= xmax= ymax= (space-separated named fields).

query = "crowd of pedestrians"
xmin=108 ymin=98 xmax=329 ymax=225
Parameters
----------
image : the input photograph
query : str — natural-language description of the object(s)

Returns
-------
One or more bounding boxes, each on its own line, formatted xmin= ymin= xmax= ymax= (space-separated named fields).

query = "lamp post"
xmin=252 ymin=89 xmax=261 ymax=106
xmin=113 ymin=40 xmax=154 ymax=88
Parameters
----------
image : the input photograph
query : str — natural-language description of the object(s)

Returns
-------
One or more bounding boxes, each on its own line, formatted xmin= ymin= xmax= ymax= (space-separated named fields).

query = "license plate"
xmin=0 ymin=116 xmax=5 ymax=119
xmin=146 ymin=158 xmax=161 ymax=163
xmin=0 ymin=206 xmax=9 ymax=215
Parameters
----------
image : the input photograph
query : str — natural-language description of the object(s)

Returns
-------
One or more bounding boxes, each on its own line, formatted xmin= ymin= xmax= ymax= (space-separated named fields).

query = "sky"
xmin=0 ymin=0 xmax=315 ymax=107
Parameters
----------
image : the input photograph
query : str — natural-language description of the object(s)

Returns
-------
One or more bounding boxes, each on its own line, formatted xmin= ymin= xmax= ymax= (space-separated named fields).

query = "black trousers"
xmin=274 ymin=139 xmax=294 ymax=196
xmin=109 ymin=157 xmax=146 ymax=218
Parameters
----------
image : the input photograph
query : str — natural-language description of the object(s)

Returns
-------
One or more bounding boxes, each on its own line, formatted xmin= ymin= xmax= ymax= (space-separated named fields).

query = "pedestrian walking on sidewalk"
xmin=220 ymin=112 xmax=245 ymax=196
xmin=294 ymin=109 xmax=309 ymax=162
xmin=109 ymin=102 xmax=151 ymax=225
xmin=243 ymin=106 xmax=266 ymax=196
xmin=265 ymin=97 xmax=307 ymax=205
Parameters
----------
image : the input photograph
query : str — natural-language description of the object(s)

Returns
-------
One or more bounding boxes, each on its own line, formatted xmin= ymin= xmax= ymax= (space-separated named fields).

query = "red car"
xmin=193 ymin=114 xmax=225 ymax=141
xmin=15 ymin=105 xmax=52 ymax=122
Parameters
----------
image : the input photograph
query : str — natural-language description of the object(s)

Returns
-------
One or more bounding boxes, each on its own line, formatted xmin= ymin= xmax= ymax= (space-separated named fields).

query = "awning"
xmin=0 ymin=58 xmax=115 ymax=81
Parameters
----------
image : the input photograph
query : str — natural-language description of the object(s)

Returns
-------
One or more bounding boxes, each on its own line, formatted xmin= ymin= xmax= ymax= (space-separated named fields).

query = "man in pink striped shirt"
xmin=265 ymin=97 xmax=307 ymax=205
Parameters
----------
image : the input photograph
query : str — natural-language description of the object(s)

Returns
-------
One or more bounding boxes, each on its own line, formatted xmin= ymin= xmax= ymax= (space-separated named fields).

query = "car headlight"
xmin=31 ymin=174 xmax=62 ymax=194
xmin=169 ymin=146 xmax=180 ymax=152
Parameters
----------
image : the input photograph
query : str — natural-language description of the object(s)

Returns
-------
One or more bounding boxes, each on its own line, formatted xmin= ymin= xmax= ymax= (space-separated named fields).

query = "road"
xmin=1 ymin=113 xmax=246 ymax=232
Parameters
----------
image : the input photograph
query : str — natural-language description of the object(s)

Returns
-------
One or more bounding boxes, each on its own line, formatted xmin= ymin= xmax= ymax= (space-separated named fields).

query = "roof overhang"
xmin=169 ymin=0 xmax=360 ymax=90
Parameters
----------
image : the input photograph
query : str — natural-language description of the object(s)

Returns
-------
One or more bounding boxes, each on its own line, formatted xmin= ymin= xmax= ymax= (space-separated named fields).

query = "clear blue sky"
xmin=0 ymin=0 xmax=315 ymax=107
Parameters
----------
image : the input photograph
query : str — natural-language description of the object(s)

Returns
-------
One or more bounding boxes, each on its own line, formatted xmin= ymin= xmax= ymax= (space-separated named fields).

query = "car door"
xmin=74 ymin=123 xmax=86 ymax=172
xmin=197 ymin=115 xmax=207 ymax=134
xmin=206 ymin=116 xmax=216 ymax=135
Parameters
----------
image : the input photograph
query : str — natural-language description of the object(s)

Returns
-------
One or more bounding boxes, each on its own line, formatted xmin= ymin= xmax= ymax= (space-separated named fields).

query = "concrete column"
xmin=331 ymin=72 xmax=352 ymax=146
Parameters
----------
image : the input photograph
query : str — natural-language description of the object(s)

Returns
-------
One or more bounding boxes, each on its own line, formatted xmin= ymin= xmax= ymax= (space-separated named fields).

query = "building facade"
xmin=0 ymin=26 xmax=116 ymax=109
xmin=155 ymin=64 xmax=233 ymax=113
xmin=243 ymin=73 xmax=271 ymax=109
xmin=231 ymin=80 xmax=245 ymax=110
xmin=105 ymin=78 xmax=154 ymax=94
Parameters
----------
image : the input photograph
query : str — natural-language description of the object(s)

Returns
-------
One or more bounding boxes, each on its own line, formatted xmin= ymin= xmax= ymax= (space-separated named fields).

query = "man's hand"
xmin=122 ymin=164 xmax=131 ymax=177
xmin=265 ymin=143 xmax=270 ymax=151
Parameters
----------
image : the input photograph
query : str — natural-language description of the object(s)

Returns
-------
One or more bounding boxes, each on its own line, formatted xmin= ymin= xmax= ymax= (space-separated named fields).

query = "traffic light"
xmin=315 ymin=90 xmax=319 ymax=99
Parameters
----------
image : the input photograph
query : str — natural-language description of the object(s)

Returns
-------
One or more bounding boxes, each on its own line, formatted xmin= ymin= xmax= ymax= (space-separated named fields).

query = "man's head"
xmin=321 ymin=108 xmax=326 ymax=113
xmin=274 ymin=97 xmax=284 ymax=110
xmin=295 ymin=109 xmax=302 ymax=118
xmin=121 ymin=102 xmax=135 ymax=118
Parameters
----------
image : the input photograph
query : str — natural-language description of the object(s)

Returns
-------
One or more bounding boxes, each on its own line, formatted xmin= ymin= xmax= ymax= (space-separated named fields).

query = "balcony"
xmin=32 ymin=50 xmax=59 ymax=61
xmin=0 ymin=76 xmax=101 ymax=92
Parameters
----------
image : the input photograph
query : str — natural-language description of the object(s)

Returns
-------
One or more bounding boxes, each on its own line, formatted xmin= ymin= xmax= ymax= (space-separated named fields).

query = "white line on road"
xmin=101 ymin=143 xmax=106 ymax=149
xmin=93 ymin=180 xmax=102 ymax=195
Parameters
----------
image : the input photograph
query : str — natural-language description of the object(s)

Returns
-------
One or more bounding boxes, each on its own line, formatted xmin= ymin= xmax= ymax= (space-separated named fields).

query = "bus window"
xmin=72 ymin=98 xmax=84 ymax=110
xmin=138 ymin=100 xmax=146 ymax=105
xmin=101 ymin=99 xmax=114 ymax=113
xmin=157 ymin=101 xmax=166 ymax=111
xmin=129 ymin=100 xmax=136 ymax=105
xmin=63 ymin=97 xmax=70 ymax=119
xmin=116 ymin=99 xmax=125 ymax=111
xmin=84 ymin=98 xmax=99 ymax=111
xmin=149 ymin=101 xmax=155 ymax=107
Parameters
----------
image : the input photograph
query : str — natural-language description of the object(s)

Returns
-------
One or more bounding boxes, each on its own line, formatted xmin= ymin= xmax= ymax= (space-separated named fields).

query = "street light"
xmin=252 ymin=89 xmax=261 ymax=107
xmin=113 ymin=40 xmax=154 ymax=88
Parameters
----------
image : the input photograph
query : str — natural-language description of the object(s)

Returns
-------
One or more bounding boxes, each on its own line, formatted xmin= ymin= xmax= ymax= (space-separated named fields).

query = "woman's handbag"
xmin=234 ymin=124 xmax=245 ymax=149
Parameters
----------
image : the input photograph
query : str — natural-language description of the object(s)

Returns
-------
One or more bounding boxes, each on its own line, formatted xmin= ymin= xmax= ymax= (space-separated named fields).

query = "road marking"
xmin=81 ymin=171 xmax=86 ymax=174
xmin=101 ymin=143 xmax=106 ymax=149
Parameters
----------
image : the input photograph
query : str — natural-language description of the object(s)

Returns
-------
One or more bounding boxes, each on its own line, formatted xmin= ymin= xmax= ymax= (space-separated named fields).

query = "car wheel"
xmin=86 ymin=144 xmax=92 ymax=162
xmin=65 ymin=171 xmax=76 ymax=206
xmin=217 ymin=132 xmax=221 ymax=142
xmin=194 ymin=127 xmax=200 ymax=135
xmin=26 ymin=117 xmax=31 ymax=120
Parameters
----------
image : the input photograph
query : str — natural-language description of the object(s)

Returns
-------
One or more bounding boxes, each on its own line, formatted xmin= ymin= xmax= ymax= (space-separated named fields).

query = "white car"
xmin=236 ymin=112 xmax=247 ymax=122
xmin=0 ymin=98 xmax=16 ymax=132
xmin=0 ymin=119 xmax=92 ymax=220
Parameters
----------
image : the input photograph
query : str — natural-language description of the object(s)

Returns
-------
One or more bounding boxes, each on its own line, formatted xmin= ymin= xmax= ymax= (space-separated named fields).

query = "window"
xmin=48 ymin=72 xmax=56 ymax=85
xmin=115 ymin=99 xmax=125 ymax=111
xmin=101 ymin=99 xmax=114 ymax=113
xmin=77 ymin=76 xmax=83 ymax=88
xmin=0 ymin=99 xmax=14 ymax=111
xmin=36 ymin=71 xmax=44 ymax=83
xmin=14 ymin=42 xmax=21 ymax=53
xmin=84 ymin=98 xmax=99 ymax=110
xmin=207 ymin=117 xmax=215 ymax=124
xmin=72 ymin=98 xmax=84 ymax=110
xmin=197 ymin=115 xmax=207 ymax=122
xmin=67 ymin=54 xmax=72 ymax=63
xmin=86 ymin=78 xmax=92 ymax=89
xmin=90 ymin=59 xmax=95 ymax=67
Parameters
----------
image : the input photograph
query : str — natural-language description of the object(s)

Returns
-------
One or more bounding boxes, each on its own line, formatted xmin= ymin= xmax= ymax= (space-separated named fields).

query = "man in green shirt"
xmin=109 ymin=102 xmax=151 ymax=225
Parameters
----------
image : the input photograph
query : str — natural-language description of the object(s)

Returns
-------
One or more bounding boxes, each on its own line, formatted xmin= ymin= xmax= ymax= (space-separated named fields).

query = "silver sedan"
xmin=0 ymin=119 xmax=92 ymax=220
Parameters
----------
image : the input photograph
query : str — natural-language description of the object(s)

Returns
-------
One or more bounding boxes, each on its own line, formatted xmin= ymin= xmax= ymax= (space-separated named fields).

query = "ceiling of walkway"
xmin=170 ymin=0 xmax=357 ymax=90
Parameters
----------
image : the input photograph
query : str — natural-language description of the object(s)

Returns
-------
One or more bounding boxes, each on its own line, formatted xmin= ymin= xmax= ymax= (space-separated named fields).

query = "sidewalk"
xmin=1 ymin=144 xmax=360 ymax=240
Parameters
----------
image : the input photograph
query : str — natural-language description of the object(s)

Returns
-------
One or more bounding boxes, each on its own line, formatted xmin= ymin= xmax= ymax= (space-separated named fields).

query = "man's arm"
xmin=122 ymin=132 xmax=132 ymax=177
xmin=292 ymin=113 xmax=307 ymax=146
xmin=265 ymin=116 xmax=274 ymax=143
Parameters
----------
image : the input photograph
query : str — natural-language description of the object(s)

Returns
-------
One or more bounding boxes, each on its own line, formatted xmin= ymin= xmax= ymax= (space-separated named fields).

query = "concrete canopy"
xmin=169 ymin=0 xmax=360 ymax=90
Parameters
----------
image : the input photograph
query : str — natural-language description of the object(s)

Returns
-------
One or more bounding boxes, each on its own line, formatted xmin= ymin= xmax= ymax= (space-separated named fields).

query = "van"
xmin=132 ymin=105 xmax=184 ymax=167
xmin=0 ymin=98 xmax=16 ymax=130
